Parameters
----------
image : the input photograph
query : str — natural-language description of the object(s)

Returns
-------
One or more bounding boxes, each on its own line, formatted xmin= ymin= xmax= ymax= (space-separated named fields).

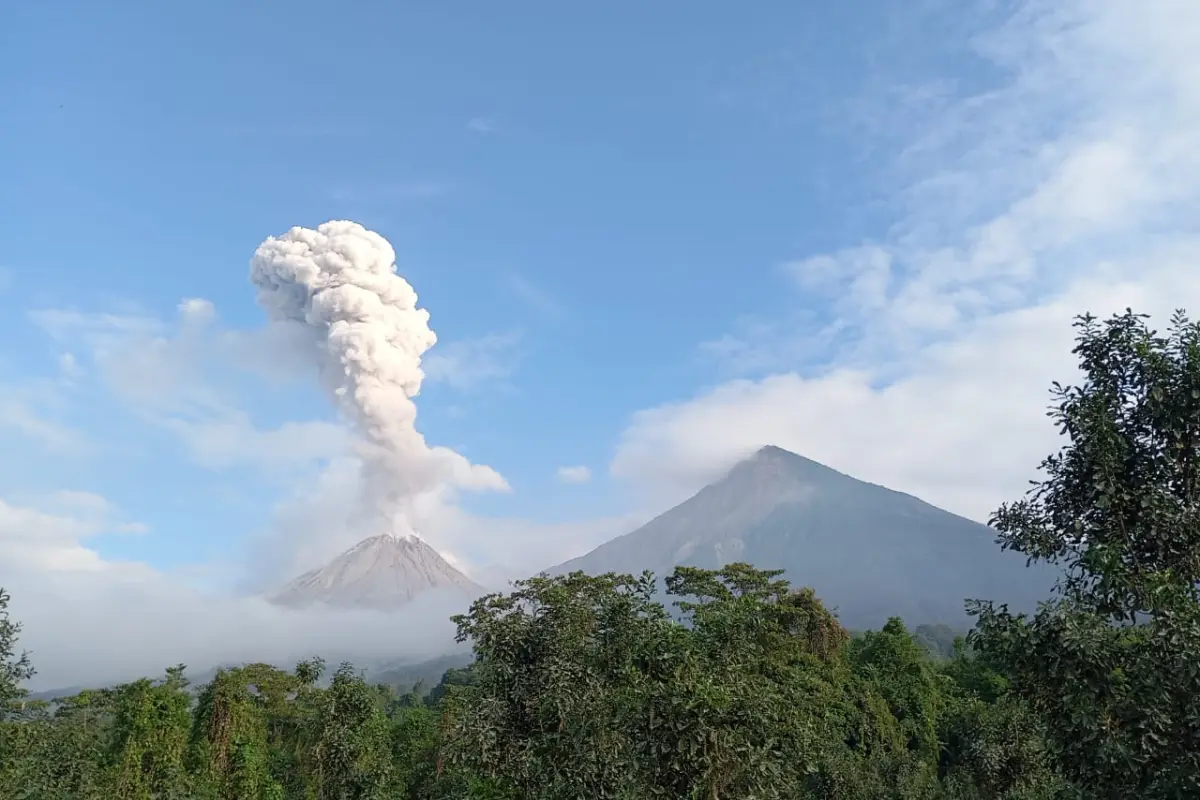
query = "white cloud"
xmin=614 ymin=0 xmax=1200 ymax=523
xmin=32 ymin=308 xmax=163 ymax=351
xmin=31 ymin=300 xmax=519 ymax=471
xmin=556 ymin=465 xmax=592 ymax=484
xmin=178 ymin=297 xmax=216 ymax=323
xmin=2 ymin=257 xmax=594 ymax=695
xmin=0 ymin=492 xmax=147 ymax=575
xmin=29 ymin=302 xmax=341 ymax=472
xmin=32 ymin=302 xmax=317 ymax=399
xmin=7 ymin=568 xmax=465 ymax=692
xmin=0 ymin=490 xmax=466 ymax=691
xmin=43 ymin=490 xmax=117 ymax=517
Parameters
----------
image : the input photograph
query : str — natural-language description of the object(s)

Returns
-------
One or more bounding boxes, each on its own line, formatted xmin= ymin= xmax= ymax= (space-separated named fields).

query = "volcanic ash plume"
xmin=249 ymin=220 xmax=507 ymax=536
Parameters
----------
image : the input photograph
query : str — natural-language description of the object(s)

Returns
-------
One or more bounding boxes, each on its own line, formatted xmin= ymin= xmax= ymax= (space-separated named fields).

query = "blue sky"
xmin=1 ymin=1 xmax=948 ymax=569
xmin=3 ymin=0 xmax=1200 ymax=682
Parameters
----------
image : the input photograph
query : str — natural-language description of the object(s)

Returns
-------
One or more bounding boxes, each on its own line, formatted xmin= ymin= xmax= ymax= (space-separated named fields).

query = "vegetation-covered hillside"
xmin=2 ymin=309 xmax=1200 ymax=799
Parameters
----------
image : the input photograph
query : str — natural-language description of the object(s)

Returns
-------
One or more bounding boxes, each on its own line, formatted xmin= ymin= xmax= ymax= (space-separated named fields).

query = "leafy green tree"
xmin=1 ymin=691 xmax=120 ymax=800
xmin=439 ymin=570 xmax=659 ymax=799
xmin=0 ymin=589 xmax=34 ymax=716
xmin=39 ymin=690 xmax=116 ymax=799
xmin=441 ymin=564 xmax=951 ymax=799
xmin=106 ymin=666 xmax=195 ymax=800
xmin=188 ymin=663 xmax=298 ymax=800
xmin=934 ymin=645 xmax=1065 ymax=799
xmin=423 ymin=664 xmax=478 ymax=709
xmin=912 ymin=624 xmax=964 ymax=661
xmin=305 ymin=663 xmax=397 ymax=800
xmin=937 ymin=696 xmax=1065 ymax=800
xmin=849 ymin=618 xmax=943 ymax=765
xmin=972 ymin=310 xmax=1200 ymax=798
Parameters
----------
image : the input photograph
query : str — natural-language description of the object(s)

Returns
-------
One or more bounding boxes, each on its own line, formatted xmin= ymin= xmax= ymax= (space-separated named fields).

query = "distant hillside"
xmin=549 ymin=445 xmax=1055 ymax=630
xmin=29 ymin=652 xmax=477 ymax=704
xmin=369 ymin=652 xmax=474 ymax=694
xmin=27 ymin=664 xmax=229 ymax=703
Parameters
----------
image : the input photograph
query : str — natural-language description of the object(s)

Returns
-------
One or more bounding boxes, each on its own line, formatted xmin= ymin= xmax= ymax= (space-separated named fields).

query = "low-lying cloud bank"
xmin=5 ymin=566 xmax=468 ymax=692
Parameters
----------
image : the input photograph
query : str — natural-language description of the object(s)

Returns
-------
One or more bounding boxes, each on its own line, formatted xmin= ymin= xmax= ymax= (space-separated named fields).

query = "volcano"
xmin=269 ymin=534 xmax=485 ymax=611
xmin=548 ymin=445 xmax=1055 ymax=629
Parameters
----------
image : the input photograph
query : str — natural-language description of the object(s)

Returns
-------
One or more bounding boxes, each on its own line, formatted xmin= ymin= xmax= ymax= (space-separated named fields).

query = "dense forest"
xmin=3 ymin=309 xmax=1200 ymax=799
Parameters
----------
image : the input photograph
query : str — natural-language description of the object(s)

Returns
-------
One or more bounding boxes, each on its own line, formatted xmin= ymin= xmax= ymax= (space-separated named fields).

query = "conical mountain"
xmin=270 ymin=534 xmax=485 ymax=611
xmin=549 ymin=445 xmax=1054 ymax=630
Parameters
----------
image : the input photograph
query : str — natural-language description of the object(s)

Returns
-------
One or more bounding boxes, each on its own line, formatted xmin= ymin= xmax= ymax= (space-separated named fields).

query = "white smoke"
xmin=249 ymin=221 xmax=508 ymax=541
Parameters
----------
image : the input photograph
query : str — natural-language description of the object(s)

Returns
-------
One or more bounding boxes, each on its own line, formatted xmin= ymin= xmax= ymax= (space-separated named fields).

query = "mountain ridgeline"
xmin=267 ymin=446 xmax=1053 ymax=630
xmin=549 ymin=445 xmax=1054 ymax=630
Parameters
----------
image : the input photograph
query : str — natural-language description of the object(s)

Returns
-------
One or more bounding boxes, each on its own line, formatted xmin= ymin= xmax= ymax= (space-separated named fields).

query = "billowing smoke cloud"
xmin=250 ymin=221 xmax=508 ymax=540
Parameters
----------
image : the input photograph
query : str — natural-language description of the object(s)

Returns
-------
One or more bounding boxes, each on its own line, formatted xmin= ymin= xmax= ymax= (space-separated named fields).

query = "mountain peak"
xmin=723 ymin=445 xmax=852 ymax=490
xmin=353 ymin=532 xmax=421 ymax=549
xmin=549 ymin=445 xmax=1054 ymax=629
xmin=269 ymin=533 xmax=483 ymax=611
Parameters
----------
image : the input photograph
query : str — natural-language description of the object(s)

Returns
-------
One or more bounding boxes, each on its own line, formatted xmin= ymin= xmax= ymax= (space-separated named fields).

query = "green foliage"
xmin=913 ymin=624 xmax=965 ymax=661
xmin=0 ymin=588 xmax=34 ymax=716
xmin=0 ymin=693 xmax=112 ymax=799
xmin=937 ymin=697 xmax=1066 ymax=800
xmin=972 ymin=310 xmax=1200 ymax=798
xmin=440 ymin=564 xmax=958 ymax=799
xmin=849 ymin=618 xmax=944 ymax=764
xmin=188 ymin=663 xmax=298 ymax=800
xmin=107 ymin=666 xmax=194 ymax=799
xmin=305 ymin=663 xmax=397 ymax=799
xmin=0 ymin=575 xmax=1067 ymax=800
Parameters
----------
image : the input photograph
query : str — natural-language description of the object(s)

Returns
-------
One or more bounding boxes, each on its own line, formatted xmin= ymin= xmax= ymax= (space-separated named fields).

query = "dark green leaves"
xmin=974 ymin=310 xmax=1200 ymax=798
xmin=0 ymin=589 xmax=34 ymax=718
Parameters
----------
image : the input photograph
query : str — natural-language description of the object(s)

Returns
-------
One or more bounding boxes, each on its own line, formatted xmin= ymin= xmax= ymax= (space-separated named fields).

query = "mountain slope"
xmin=550 ymin=446 xmax=1054 ymax=629
xmin=270 ymin=534 xmax=484 ymax=611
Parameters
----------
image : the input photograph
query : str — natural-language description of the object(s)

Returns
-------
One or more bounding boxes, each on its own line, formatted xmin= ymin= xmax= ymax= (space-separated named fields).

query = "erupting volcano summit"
xmin=268 ymin=534 xmax=485 ymax=611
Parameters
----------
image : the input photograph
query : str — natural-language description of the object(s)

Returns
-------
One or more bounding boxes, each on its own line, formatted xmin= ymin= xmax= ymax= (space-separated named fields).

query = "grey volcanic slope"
xmin=270 ymin=534 xmax=484 ymax=611
xmin=550 ymin=446 xmax=1055 ymax=630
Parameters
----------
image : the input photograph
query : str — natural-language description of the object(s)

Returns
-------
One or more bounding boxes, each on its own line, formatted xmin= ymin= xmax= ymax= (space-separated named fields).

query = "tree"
xmin=0 ymin=589 xmax=34 ymax=716
xmin=106 ymin=666 xmax=195 ymax=799
xmin=971 ymin=310 xmax=1200 ymax=798
xmin=935 ymin=644 xmax=1065 ymax=799
xmin=305 ymin=663 xmax=397 ymax=800
xmin=441 ymin=565 xmax=948 ymax=799
xmin=0 ymin=690 xmax=115 ymax=800
xmin=439 ymin=570 xmax=660 ymax=799
xmin=188 ymin=663 xmax=298 ymax=800
xmin=849 ymin=619 xmax=943 ymax=765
